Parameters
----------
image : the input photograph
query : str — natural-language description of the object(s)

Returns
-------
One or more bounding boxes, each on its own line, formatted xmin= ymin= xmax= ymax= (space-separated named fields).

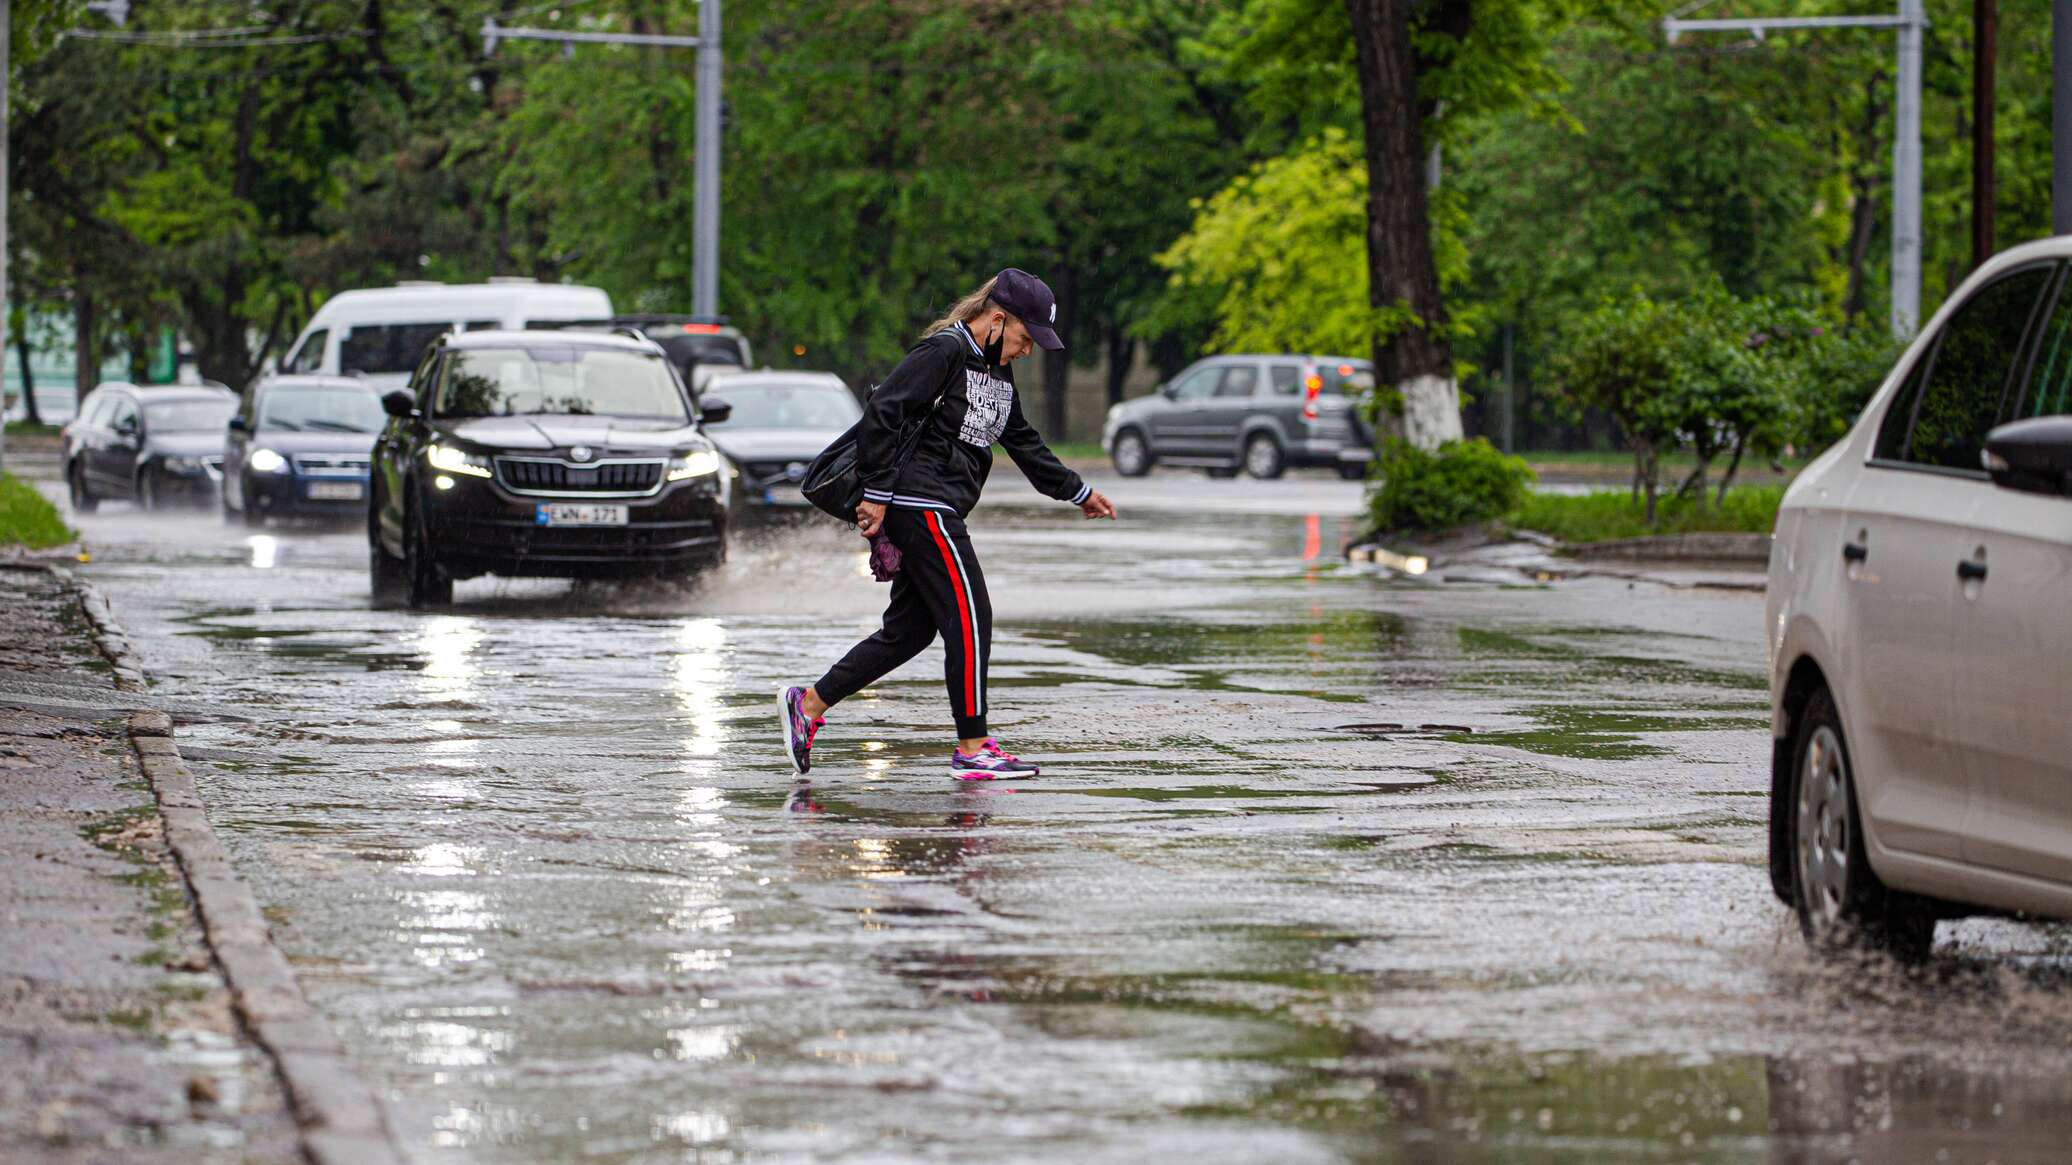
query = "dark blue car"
xmin=222 ymin=376 xmax=385 ymax=527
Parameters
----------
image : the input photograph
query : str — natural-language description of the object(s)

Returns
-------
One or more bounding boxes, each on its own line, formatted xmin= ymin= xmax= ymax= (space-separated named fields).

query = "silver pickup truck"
xmin=1101 ymin=354 xmax=1376 ymax=479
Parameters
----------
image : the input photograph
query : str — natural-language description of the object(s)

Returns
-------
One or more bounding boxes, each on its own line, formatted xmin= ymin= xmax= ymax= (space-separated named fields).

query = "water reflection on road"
xmin=55 ymin=496 xmax=2072 ymax=1163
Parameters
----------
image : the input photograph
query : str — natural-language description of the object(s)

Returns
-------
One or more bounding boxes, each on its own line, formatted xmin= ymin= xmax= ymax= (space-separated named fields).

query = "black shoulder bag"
xmin=800 ymin=393 xmax=938 ymax=522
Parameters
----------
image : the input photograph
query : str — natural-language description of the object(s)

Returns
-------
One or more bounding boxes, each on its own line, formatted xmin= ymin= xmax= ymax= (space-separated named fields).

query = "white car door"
xmin=1839 ymin=262 xmax=2057 ymax=862
xmin=1954 ymin=266 xmax=2072 ymax=884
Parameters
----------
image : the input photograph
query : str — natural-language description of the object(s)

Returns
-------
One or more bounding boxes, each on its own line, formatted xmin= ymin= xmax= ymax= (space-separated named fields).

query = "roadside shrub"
xmin=1369 ymin=438 xmax=1536 ymax=533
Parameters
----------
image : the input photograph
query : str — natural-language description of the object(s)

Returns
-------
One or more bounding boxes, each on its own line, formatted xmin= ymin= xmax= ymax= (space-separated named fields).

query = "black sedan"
xmin=369 ymin=330 xmax=732 ymax=608
xmin=63 ymin=383 xmax=236 ymax=512
xmin=222 ymin=376 xmax=385 ymax=527
xmin=699 ymin=370 xmax=862 ymax=510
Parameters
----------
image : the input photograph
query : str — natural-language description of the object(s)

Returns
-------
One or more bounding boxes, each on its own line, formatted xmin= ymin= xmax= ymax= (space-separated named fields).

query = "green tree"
xmin=1154 ymin=129 xmax=1372 ymax=356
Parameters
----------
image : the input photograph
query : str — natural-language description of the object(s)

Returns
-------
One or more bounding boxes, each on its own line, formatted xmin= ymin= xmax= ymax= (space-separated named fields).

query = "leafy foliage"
xmin=1153 ymin=130 xmax=1373 ymax=356
xmin=1368 ymin=437 xmax=1536 ymax=532
xmin=1547 ymin=285 xmax=1900 ymax=523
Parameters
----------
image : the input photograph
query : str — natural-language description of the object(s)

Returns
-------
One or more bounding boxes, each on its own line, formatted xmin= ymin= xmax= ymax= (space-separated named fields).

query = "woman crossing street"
xmin=777 ymin=269 xmax=1117 ymax=779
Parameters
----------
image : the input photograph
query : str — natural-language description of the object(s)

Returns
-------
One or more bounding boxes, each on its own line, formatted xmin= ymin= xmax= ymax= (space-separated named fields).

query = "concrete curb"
xmin=34 ymin=563 xmax=406 ymax=1165
xmin=1557 ymin=531 xmax=1772 ymax=563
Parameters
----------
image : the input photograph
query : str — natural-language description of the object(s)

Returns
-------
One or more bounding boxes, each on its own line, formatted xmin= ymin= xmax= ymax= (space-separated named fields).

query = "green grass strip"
xmin=0 ymin=472 xmax=75 ymax=549
xmin=1507 ymin=485 xmax=1783 ymax=544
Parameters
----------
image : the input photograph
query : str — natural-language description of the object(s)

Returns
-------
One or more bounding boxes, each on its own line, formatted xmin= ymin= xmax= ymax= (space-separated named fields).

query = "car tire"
xmin=68 ymin=463 xmax=99 ymax=514
xmin=1336 ymin=462 xmax=1367 ymax=481
xmin=402 ymin=495 xmax=453 ymax=609
xmin=137 ymin=469 xmax=160 ymax=512
xmin=241 ymin=491 xmax=267 ymax=529
xmin=1243 ymin=434 xmax=1285 ymax=480
xmin=1111 ymin=429 xmax=1153 ymax=477
xmin=1787 ymin=687 xmax=1936 ymax=962
xmin=369 ymin=542 xmax=408 ymax=609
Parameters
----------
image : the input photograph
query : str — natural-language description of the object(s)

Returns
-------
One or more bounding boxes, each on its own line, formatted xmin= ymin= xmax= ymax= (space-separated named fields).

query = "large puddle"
xmin=61 ymin=499 xmax=2072 ymax=1162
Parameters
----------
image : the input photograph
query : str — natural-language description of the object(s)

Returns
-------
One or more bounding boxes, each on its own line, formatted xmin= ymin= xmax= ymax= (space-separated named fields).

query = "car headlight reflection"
xmin=248 ymin=448 xmax=289 ymax=474
xmin=426 ymin=443 xmax=492 ymax=478
xmin=668 ymin=449 xmax=723 ymax=481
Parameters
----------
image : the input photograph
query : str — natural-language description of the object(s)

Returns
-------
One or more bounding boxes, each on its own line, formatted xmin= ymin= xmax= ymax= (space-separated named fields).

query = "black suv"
xmin=369 ymin=330 xmax=733 ymax=607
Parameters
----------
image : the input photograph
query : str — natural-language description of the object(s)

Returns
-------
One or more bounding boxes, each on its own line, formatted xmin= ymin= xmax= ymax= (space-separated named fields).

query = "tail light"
xmin=1302 ymin=373 xmax=1323 ymax=421
xmin=681 ymin=323 xmax=723 ymax=334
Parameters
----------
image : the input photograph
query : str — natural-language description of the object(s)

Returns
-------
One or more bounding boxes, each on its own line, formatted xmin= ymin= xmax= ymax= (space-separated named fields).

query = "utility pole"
xmin=1973 ymin=0 xmax=1996 ymax=269
xmin=483 ymin=3 xmax=723 ymax=317
xmin=2 ymin=0 xmax=11 ymax=476
xmin=2057 ymin=0 xmax=2072 ymax=233
xmin=1665 ymin=2 xmax=1928 ymax=338
xmin=693 ymin=0 xmax=720 ymax=319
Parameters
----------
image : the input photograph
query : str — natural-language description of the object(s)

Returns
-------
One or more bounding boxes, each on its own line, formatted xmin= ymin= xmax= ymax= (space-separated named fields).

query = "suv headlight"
xmin=247 ymin=448 xmax=288 ymax=474
xmin=426 ymin=443 xmax=492 ymax=478
xmin=667 ymin=449 xmax=723 ymax=481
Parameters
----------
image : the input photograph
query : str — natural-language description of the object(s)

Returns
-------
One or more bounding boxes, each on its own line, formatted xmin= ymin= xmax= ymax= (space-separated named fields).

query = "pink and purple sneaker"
xmin=776 ymin=685 xmax=823 ymax=775
xmin=949 ymin=738 xmax=1041 ymax=780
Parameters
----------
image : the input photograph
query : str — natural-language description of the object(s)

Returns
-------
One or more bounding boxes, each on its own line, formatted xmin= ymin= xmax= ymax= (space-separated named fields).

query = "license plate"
xmin=307 ymin=482 xmax=364 ymax=501
xmin=536 ymin=503 xmax=628 ymax=527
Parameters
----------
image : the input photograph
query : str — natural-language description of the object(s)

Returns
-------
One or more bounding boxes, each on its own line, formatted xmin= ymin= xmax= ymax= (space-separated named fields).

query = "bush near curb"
xmin=0 ymin=473 xmax=73 ymax=549
xmin=1367 ymin=438 xmax=1536 ymax=533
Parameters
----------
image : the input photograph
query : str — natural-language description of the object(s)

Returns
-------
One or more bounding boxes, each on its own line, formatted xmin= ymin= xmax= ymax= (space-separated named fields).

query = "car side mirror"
xmin=700 ymin=397 xmax=732 ymax=426
xmin=1158 ymin=383 xmax=1177 ymax=400
xmin=381 ymin=389 xmax=418 ymax=419
xmin=227 ymin=415 xmax=250 ymax=434
xmin=1984 ymin=416 xmax=2072 ymax=497
xmin=116 ymin=418 xmax=140 ymax=438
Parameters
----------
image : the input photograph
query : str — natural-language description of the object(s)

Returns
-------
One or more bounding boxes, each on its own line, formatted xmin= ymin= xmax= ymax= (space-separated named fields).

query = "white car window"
xmin=2021 ymin=281 xmax=2072 ymax=419
xmin=1874 ymin=264 xmax=2054 ymax=472
xmin=286 ymin=330 xmax=327 ymax=374
xmin=1213 ymin=366 xmax=1259 ymax=398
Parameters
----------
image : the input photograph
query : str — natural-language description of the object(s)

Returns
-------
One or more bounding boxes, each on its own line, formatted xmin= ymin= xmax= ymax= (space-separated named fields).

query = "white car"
xmin=1767 ymin=237 xmax=2072 ymax=960
xmin=278 ymin=279 xmax=613 ymax=391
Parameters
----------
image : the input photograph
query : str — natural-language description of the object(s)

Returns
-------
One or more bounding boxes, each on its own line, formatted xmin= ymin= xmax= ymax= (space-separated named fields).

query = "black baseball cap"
xmin=990 ymin=268 xmax=1064 ymax=350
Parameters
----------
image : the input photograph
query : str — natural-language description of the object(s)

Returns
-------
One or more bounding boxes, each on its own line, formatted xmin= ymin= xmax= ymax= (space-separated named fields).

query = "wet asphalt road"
xmin=37 ymin=476 xmax=2072 ymax=1164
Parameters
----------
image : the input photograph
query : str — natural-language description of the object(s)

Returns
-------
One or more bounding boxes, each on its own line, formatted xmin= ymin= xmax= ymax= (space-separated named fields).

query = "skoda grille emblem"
xmin=785 ymin=461 xmax=807 ymax=482
xmin=569 ymin=446 xmax=594 ymax=463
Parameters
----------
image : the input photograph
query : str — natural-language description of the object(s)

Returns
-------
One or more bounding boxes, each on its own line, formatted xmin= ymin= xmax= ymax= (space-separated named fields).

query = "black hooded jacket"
xmin=856 ymin=319 xmax=1090 ymax=518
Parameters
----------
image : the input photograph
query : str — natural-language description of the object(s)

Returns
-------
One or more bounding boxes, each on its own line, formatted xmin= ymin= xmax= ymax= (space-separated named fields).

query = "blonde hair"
xmin=923 ymin=276 xmax=1002 ymax=339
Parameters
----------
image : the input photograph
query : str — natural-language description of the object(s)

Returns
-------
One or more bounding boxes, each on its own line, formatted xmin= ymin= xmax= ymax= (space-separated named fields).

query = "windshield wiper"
xmin=303 ymin=419 xmax=372 ymax=433
xmin=265 ymin=420 xmax=304 ymax=431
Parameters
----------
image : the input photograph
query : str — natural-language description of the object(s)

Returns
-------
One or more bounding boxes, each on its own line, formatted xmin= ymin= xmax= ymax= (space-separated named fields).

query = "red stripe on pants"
xmin=926 ymin=511 xmax=978 ymax=716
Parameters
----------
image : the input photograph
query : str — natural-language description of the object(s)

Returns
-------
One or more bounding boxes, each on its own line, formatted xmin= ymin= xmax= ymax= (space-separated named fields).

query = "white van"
xmin=279 ymin=279 xmax=613 ymax=390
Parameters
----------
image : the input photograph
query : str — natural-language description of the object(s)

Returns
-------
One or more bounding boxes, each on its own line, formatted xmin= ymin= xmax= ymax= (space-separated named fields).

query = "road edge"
xmin=43 ymin=561 xmax=407 ymax=1165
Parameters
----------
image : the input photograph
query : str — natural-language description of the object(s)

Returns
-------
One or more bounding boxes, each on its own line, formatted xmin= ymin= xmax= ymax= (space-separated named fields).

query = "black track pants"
xmin=815 ymin=507 xmax=992 ymax=739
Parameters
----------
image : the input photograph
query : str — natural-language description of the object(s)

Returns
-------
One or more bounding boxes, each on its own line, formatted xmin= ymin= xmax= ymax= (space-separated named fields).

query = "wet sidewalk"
xmin=0 ymin=565 xmax=299 ymax=1163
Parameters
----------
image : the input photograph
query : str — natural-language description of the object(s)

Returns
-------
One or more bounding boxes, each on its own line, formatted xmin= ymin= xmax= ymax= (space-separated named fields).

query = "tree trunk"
xmin=1639 ymin=444 xmax=1660 ymax=526
xmin=16 ymin=332 xmax=40 ymax=426
xmin=1717 ymin=432 xmax=1748 ymax=505
xmin=1841 ymin=70 xmax=1889 ymax=323
xmin=128 ymin=322 xmax=150 ymax=384
xmin=1039 ymin=264 xmax=1075 ymax=439
xmin=73 ymin=293 xmax=97 ymax=399
xmin=1345 ymin=0 xmax=1464 ymax=453
xmin=1105 ymin=323 xmax=1134 ymax=408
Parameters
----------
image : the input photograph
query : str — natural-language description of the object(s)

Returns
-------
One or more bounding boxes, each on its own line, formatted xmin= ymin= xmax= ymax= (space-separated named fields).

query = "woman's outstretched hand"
xmin=856 ymin=500 xmax=888 ymax=537
xmin=1080 ymin=490 xmax=1117 ymax=521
